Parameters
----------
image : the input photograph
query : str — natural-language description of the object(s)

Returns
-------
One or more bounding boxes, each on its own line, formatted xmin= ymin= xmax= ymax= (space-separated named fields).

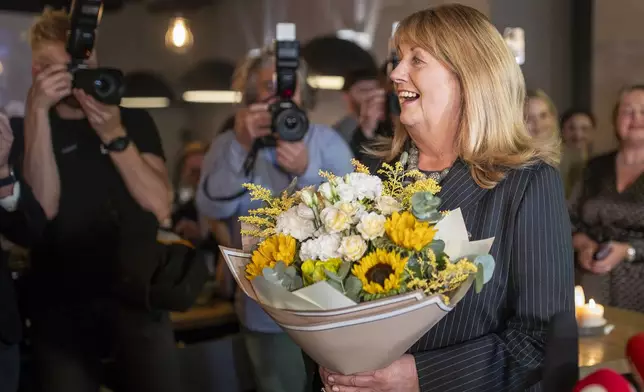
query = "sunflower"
xmin=352 ymin=249 xmax=408 ymax=295
xmin=385 ymin=211 xmax=437 ymax=251
xmin=245 ymin=234 xmax=297 ymax=280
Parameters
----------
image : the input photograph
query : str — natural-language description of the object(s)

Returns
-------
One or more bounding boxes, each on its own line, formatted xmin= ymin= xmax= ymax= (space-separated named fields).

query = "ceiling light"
xmin=120 ymin=97 xmax=170 ymax=109
xmin=307 ymin=75 xmax=345 ymax=90
xmin=182 ymin=90 xmax=242 ymax=103
xmin=165 ymin=17 xmax=194 ymax=53
xmin=336 ymin=29 xmax=372 ymax=50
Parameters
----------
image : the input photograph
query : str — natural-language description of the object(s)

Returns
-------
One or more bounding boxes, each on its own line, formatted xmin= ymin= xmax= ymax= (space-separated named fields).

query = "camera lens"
xmin=275 ymin=107 xmax=309 ymax=142
xmin=93 ymin=75 xmax=115 ymax=98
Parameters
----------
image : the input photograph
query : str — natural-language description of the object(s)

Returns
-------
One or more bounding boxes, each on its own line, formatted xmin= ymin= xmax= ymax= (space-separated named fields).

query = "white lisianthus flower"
xmin=300 ymin=189 xmax=316 ymax=207
xmin=299 ymin=233 xmax=341 ymax=261
xmin=357 ymin=212 xmax=386 ymax=240
xmin=335 ymin=183 xmax=355 ymax=203
xmin=275 ymin=206 xmax=316 ymax=241
xmin=339 ymin=235 xmax=367 ymax=261
xmin=318 ymin=182 xmax=334 ymax=202
xmin=320 ymin=207 xmax=352 ymax=233
xmin=296 ymin=203 xmax=316 ymax=220
xmin=345 ymin=173 xmax=383 ymax=200
xmin=376 ymin=196 xmax=403 ymax=216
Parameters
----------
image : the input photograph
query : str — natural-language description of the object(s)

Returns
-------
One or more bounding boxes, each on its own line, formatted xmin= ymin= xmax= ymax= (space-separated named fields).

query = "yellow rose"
xmin=339 ymin=235 xmax=368 ymax=261
xmin=321 ymin=207 xmax=352 ymax=233
xmin=301 ymin=258 xmax=343 ymax=285
xmin=357 ymin=212 xmax=386 ymax=240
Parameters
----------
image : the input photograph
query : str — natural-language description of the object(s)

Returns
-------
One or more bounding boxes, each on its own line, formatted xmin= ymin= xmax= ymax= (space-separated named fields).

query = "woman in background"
xmin=560 ymin=109 xmax=596 ymax=197
xmin=570 ymin=84 xmax=644 ymax=313
xmin=172 ymin=141 xmax=208 ymax=244
xmin=526 ymin=89 xmax=559 ymax=142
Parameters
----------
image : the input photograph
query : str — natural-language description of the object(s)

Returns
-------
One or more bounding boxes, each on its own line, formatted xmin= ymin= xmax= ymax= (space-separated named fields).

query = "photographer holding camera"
xmin=17 ymin=7 xmax=180 ymax=392
xmin=196 ymin=34 xmax=353 ymax=391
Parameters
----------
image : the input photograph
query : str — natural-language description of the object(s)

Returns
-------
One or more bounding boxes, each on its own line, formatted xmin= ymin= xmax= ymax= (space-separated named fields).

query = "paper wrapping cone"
xmin=220 ymin=244 xmax=474 ymax=374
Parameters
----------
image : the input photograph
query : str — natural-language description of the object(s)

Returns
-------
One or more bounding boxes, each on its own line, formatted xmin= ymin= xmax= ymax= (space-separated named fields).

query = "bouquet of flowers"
xmin=220 ymin=158 xmax=495 ymax=374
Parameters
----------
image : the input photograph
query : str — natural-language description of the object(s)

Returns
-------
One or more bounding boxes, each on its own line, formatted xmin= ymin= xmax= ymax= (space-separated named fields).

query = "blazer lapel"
xmin=437 ymin=159 xmax=489 ymax=211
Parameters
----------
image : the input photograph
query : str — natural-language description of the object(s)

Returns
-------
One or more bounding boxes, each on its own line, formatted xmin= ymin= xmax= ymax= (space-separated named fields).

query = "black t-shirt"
xmin=19 ymin=108 xmax=165 ymax=306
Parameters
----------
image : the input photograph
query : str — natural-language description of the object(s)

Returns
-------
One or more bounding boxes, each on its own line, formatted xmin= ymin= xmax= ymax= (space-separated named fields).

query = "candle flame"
xmin=588 ymin=298 xmax=596 ymax=308
xmin=574 ymin=285 xmax=585 ymax=307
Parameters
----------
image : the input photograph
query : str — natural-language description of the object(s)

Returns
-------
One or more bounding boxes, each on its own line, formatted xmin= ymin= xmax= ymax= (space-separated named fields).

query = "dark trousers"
xmin=0 ymin=342 xmax=19 ymax=392
xmin=31 ymin=299 xmax=181 ymax=392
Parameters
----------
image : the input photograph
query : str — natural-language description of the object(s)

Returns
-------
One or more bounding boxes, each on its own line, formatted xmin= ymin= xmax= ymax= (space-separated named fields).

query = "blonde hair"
xmin=371 ymin=4 xmax=559 ymax=188
xmin=231 ymin=46 xmax=314 ymax=109
xmin=29 ymin=7 xmax=70 ymax=49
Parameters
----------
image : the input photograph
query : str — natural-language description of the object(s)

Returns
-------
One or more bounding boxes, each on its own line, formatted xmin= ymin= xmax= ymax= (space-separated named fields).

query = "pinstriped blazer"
xmin=408 ymin=159 xmax=575 ymax=392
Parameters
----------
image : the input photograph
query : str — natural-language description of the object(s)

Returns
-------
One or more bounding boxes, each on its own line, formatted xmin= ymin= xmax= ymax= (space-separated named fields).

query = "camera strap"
xmin=202 ymin=140 xmax=262 ymax=202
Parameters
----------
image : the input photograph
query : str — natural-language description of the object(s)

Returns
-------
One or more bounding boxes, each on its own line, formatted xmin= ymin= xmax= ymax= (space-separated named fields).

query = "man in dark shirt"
xmin=0 ymin=113 xmax=47 ymax=392
xmin=19 ymin=9 xmax=180 ymax=392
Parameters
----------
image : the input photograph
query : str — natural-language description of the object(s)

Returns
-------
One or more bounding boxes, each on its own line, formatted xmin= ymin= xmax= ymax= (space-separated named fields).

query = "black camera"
xmin=268 ymin=23 xmax=309 ymax=144
xmin=67 ymin=0 xmax=124 ymax=105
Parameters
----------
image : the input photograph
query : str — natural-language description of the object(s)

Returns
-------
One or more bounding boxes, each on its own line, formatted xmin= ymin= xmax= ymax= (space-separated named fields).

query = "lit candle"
xmin=579 ymin=299 xmax=606 ymax=328
xmin=575 ymin=286 xmax=586 ymax=308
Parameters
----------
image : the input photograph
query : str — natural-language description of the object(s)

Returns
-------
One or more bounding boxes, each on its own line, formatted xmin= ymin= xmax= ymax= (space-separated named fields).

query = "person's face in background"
xmin=181 ymin=152 xmax=204 ymax=189
xmin=616 ymin=89 xmax=644 ymax=148
xmin=31 ymin=41 xmax=98 ymax=108
xmin=344 ymin=79 xmax=380 ymax=116
xmin=526 ymin=97 xmax=556 ymax=138
xmin=252 ymin=62 xmax=303 ymax=107
xmin=562 ymin=113 xmax=594 ymax=151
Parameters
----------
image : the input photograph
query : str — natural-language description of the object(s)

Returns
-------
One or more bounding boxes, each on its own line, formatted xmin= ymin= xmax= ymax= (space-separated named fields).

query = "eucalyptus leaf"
xmin=475 ymin=264 xmax=485 ymax=293
xmin=474 ymin=254 xmax=495 ymax=284
xmin=337 ymin=262 xmax=352 ymax=280
xmin=285 ymin=265 xmax=298 ymax=278
xmin=406 ymin=255 xmax=422 ymax=277
xmin=284 ymin=177 xmax=299 ymax=197
xmin=344 ymin=276 xmax=363 ymax=300
xmin=426 ymin=240 xmax=446 ymax=256
xmin=262 ymin=266 xmax=281 ymax=285
xmin=324 ymin=270 xmax=343 ymax=283
xmin=288 ymin=276 xmax=304 ymax=291
xmin=327 ymin=279 xmax=343 ymax=293
xmin=274 ymin=261 xmax=287 ymax=275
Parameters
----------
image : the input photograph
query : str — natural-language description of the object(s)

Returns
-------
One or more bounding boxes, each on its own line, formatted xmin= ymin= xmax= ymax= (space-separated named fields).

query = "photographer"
xmin=348 ymin=64 xmax=398 ymax=171
xmin=19 ymin=8 xmax=179 ymax=391
xmin=196 ymin=46 xmax=353 ymax=392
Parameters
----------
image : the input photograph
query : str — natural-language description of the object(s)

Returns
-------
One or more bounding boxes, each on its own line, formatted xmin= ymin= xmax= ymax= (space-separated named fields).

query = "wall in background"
xmin=491 ymin=0 xmax=573 ymax=114
xmin=592 ymin=0 xmax=644 ymax=155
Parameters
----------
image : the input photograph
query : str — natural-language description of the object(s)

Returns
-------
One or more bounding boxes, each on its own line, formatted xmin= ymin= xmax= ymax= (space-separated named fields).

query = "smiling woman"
xmin=313 ymin=4 xmax=574 ymax=392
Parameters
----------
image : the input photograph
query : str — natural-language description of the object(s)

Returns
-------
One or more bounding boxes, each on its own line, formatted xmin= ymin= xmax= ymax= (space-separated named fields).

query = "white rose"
xmin=275 ymin=207 xmax=316 ymax=241
xmin=357 ymin=212 xmax=386 ymax=240
xmin=339 ymin=235 xmax=367 ymax=261
xmin=297 ymin=203 xmax=315 ymax=220
xmin=320 ymin=207 xmax=352 ymax=233
xmin=335 ymin=183 xmax=355 ymax=203
xmin=376 ymin=196 xmax=403 ymax=215
xmin=318 ymin=182 xmax=334 ymax=202
xmin=335 ymin=201 xmax=365 ymax=223
xmin=346 ymin=173 xmax=383 ymax=200
xmin=299 ymin=233 xmax=341 ymax=261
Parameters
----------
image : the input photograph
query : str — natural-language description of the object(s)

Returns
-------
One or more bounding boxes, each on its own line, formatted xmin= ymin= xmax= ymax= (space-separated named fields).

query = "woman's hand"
xmin=320 ymin=354 xmax=420 ymax=392
xmin=589 ymin=241 xmax=631 ymax=275
xmin=573 ymin=232 xmax=599 ymax=272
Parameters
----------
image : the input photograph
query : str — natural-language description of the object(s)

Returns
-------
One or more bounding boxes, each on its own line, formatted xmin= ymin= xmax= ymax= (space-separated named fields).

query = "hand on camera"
xmin=234 ymin=103 xmax=272 ymax=151
xmin=276 ymin=140 xmax=308 ymax=176
xmin=28 ymin=64 xmax=72 ymax=111
xmin=359 ymin=88 xmax=386 ymax=139
xmin=73 ymin=89 xmax=124 ymax=143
